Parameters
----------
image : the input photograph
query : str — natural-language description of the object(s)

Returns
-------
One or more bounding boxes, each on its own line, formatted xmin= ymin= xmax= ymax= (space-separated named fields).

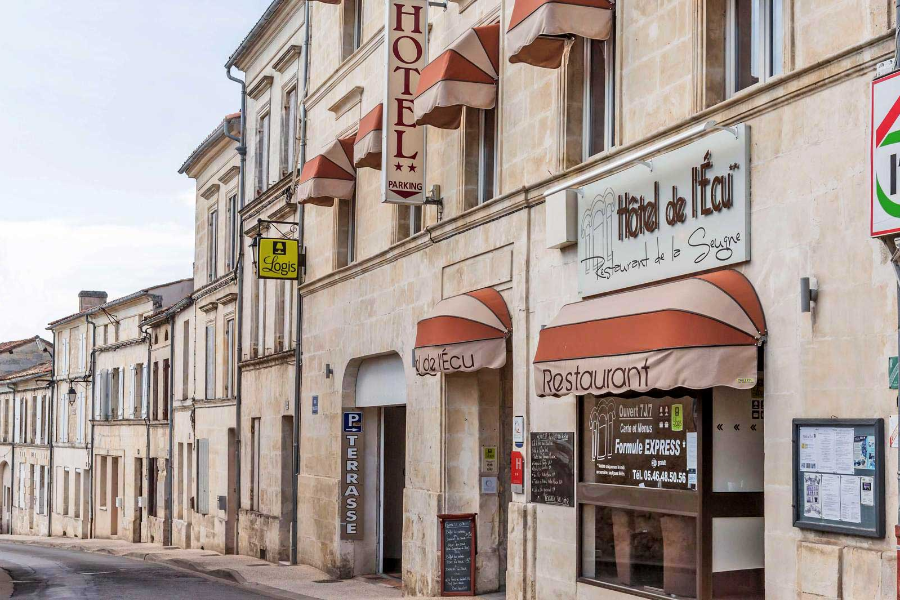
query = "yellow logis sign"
xmin=258 ymin=238 xmax=300 ymax=280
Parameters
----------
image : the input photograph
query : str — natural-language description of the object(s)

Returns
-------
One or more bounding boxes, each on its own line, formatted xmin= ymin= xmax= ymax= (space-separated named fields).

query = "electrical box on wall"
xmin=217 ymin=495 xmax=227 ymax=511
xmin=545 ymin=189 xmax=578 ymax=249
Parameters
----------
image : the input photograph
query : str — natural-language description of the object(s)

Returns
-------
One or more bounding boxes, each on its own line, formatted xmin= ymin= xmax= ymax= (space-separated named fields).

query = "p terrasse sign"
xmin=383 ymin=0 xmax=426 ymax=205
xmin=577 ymin=124 xmax=750 ymax=296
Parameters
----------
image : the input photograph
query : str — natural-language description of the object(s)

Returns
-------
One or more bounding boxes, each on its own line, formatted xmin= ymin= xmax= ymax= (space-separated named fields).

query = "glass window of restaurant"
xmin=577 ymin=380 xmax=765 ymax=598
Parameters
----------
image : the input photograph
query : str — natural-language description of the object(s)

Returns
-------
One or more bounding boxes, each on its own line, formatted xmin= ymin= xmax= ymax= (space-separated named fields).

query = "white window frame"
xmin=725 ymin=0 xmax=783 ymax=98
xmin=208 ymin=208 xmax=219 ymax=282
xmin=583 ymin=32 xmax=616 ymax=160
xmin=477 ymin=108 xmax=498 ymax=206
xmin=255 ymin=111 xmax=271 ymax=195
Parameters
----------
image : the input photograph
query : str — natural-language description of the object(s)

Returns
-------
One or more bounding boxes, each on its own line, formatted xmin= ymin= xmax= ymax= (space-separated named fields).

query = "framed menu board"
xmin=438 ymin=513 xmax=477 ymax=596
xmin=530 ymin=432 xmax=575 ymax=506
xmin=792 ymin=418 xmax=885 ymax=538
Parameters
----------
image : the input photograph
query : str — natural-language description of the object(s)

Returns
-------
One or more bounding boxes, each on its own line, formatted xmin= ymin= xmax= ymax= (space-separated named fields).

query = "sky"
xmin=0 ymin=0 xmax=273 ymax=341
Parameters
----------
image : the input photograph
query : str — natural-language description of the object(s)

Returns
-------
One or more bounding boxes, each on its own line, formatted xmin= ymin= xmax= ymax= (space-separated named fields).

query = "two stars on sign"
xmin=394 ymin=162 xmax=417 ymax=172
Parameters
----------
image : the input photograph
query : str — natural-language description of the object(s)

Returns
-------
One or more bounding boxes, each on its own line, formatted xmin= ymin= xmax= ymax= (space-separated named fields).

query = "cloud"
xmin=0 ymin=219 xmax=193 ymax=341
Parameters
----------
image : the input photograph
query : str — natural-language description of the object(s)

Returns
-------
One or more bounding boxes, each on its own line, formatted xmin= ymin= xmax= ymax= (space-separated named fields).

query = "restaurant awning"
xmin=507 ymin=0 xmax=614 ymax=69
xmin=533 ymin=270 xmax=766 ymax=397
xmin=414 ymin=23 xmax=500 ymax=129
xmin=354 ymin=104 xmax=383 ymax=169
xmin=414 ymin=287 xmax=512 ymax=376
xmin=297 ymin=136 xmax=356 ymax=207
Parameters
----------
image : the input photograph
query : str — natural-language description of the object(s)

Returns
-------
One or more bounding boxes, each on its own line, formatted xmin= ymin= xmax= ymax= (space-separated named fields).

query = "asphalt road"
xmin=0 ymin=542 xmax=272 ymax=599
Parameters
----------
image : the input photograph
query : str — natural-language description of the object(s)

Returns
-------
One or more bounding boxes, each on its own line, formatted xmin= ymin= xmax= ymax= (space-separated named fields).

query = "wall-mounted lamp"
xmin=67 ymin=385 xmax=77 ymax=405
xmin=325 ymin=363 xmax=333 ymax=379
xmin=249 ymin=234 xmax=260 ymax=273
xmin=800 ymin=277 xmax=819 ymax=313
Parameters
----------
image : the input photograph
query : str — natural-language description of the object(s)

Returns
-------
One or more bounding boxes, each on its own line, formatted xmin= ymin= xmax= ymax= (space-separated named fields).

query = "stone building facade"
xmin=0 ymin=362 xmax=52 ymax=537
xmin=8 ymin=1 xmax=900 ymax=598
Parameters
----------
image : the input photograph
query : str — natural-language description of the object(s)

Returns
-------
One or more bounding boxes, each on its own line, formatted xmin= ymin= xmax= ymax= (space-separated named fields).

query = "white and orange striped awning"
xmin=534 ymin=270 xmax=766 ymax=397
xmin=297 ymin=136 xmax=356 ymax=207
xmin=354 ymin=104 xmax=383 ymax=169
xmin=414 ymin=287 xmax=512 ymax=376
xmin=414 ymin=23 xmax=500 ymax=129
xmin=508 ymin=0 xmax=614 ymax=69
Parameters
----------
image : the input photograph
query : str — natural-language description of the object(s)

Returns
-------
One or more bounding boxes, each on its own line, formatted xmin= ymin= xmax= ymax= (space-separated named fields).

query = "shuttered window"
xmin=255 ymin=112 xmax=271 ymax=195
xmin=76 ymin=391 xmax=85 ymax=444
xmin=197 ymin=439 xmax=209 ymax=515
xmin=141 ymin=363 xmax=149 ymax=418
xmin=205 ymin=324 xmax=215 ymax=399
xmin=35 ymin=396 xmax=43 ymax=444
xmin=79 ymin=332 xmax=86 ymax=371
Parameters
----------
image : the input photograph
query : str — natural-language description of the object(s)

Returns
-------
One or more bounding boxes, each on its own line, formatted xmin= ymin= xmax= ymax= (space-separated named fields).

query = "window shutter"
xmin=13 ymin=399 xmax=20 ymax=444
xmin=128 ymin=365 xmax=135 ymax=419
xmin=141 ymin=363 xmax=149 ymax=418
xmin=104 ymin=370 xmax=112 ymax=420
xmin=34 ymin=467 xmax=40 ymax=513
xmin=80 ymin=333 xmax=86 ymax=371
xmin=255 ymin=121 xmax=263 ymax=194
xmin=205 ymin=325 xmax=215 ymax=399
xmin=198 ymin=439 xmax=209 ymax=515
xmin=35 ymin=397 xmax=43 ymax=445
xmin=117 ymin=368 xmax=124 ymax=419
xmin=76 ymin=392 xmax=84 ymax=444
xmin=62 ymin=393 xmax=69 ymax=443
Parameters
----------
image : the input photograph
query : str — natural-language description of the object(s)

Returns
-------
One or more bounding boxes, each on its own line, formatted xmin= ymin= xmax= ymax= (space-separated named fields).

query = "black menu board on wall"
xmin=530 ymin=431 xmax=575 ymax=507
xmin=439 ymin=514 xmax=477 ymax=596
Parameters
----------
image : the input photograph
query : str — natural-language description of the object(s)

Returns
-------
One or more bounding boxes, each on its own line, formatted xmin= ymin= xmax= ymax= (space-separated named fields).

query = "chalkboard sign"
xmin=530 ymin=431 xmax=575 ymax=507
xmin=792 ymin=419 xmax=885 ymax=538
xmin=438 ymin=513 xmax=476 ymax=596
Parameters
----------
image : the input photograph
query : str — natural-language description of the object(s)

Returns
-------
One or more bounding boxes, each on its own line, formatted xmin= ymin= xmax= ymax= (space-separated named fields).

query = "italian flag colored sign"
xmin=872 ymin=71 xmax=900 ymax=236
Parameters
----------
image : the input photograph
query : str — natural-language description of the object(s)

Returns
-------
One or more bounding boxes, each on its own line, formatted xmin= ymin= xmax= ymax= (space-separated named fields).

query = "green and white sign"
xmin=889 ymin=356 xmax=898 ymax=390
xmin=871 ymin=72 xmax=900 ymax=237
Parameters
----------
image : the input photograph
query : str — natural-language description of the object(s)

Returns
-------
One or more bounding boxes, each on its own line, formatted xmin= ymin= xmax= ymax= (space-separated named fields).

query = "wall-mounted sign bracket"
xmin=423 ymin=184 xmax=444 ymax=222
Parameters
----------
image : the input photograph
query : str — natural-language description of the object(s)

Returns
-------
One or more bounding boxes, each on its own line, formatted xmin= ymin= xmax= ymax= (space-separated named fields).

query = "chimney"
xmin=78 ymin=291 xmax=108 ymax=312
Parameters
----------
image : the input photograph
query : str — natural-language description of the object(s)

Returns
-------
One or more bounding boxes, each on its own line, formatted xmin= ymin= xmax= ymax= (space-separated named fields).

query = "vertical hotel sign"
xmin=871 ymin=71 xmax=900 ymax=237
xmin=382 ymin=0 xmax=426 ymax=204
xmin=341 ymin=411 xmax=364 ymax=540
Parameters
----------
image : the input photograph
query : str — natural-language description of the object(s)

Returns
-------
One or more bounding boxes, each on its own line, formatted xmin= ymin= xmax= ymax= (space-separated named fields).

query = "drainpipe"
xmin=46 ymin=339 xmax=55 ymax=536
xmin=290 ymin=2 xmax=311 ymax=567
xmin=165 ymin=315 xmax=175 ymax=545
xmin=140 ymin=323 xmax=151 ymax=542
xmin=225 ymin=63 xmax=247 ymax=555
xmin=87 ymin=317 xmax=97 ymax=539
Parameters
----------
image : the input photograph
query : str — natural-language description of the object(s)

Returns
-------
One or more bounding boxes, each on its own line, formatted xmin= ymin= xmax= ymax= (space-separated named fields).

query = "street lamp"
xmin=67 ymin=385 xmax=77 ymax=405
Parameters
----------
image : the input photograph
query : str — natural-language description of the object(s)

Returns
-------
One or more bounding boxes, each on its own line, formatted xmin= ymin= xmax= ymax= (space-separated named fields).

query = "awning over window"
xmin=413 ymin=23 xmax=500 ymax=129
xmin=534 ymin=270 xmax=766 ymax=397
xmin=354 ymin=103 xmax=383 ymax=169
xmin=414 ymin=287 xmax=512 ymax=376
xmin=507 ymin=0 xmax=613 ymax=69
xmin=297 ymin=136 xmax=356 ymax=207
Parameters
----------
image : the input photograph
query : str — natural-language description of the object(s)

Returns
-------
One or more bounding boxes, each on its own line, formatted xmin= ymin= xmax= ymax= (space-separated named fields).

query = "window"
xmin=162 ymin=359 xmax=170 ymax=420
xmin=275 ymin=282 xmax=285 ymax=353
xmin=281 ymin=87 xmax=298 ymax=177
xmin=396 ymin=204 xmax=424 ymax=241
xmin=73 ymin=470 xmax=82 ymax=519
xmin=226 ymin=194 xmax=238 ymax=271
xmin=152 ymin=362 xmax=159 ymax=420
xmin=334 ymin=194 xmax=357 ymax=269
xmin=257 ymin=279 xmax=267 ymax=354
xmin=578 ymin=392 xmax=764 ymax=599
xmin=98 ymin=459 xmax=106 ymax=510
xmin=283 ymin=283 xmax=292 ymax=351
xmin=182 ymin=320 xmax=190 ymax=399
xmin=197 ymin=439 xmax=209 ymax=515
xmin=726 ymin=0 xmax=782 ymax=96
xmin=251 ymin=276 xmax=260 ymax=358
xmin=113 ymin=321 xmax=120 ymax=343
xmin=225 ymin=318 xmax=235 ymax=398
xmin=584 ymin=31 xmax=615 ymax=158
xmin=29 ymin=397 xmax=36 ymax=443
xmin=208 ymin=208 xmax=219 ymax=282
xmin=148 ymin=458 xmax=158 ymax=517
xmin=251 ymin=417 xmax=261 ymax=511
xmin=462 ymin=107 xmax=498 ymax=210
xmin=205 ymin=324 xmax=216 ymax=399
xmin=62 ymin=468 xmax=70 ymax=515
xmin=342 ymin=0 xmax=364 ymax=59
xmin=76 ymin=391 xmax=85 ymax=443
xmin=255 ymin=112 xmax=271 ymax=195
xmin=69 ymin=329 xmax=78 ymax=372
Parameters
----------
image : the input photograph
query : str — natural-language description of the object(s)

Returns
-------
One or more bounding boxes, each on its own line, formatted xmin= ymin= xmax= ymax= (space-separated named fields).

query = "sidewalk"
xmin=0 ymin=535 xmax=506 ymax=600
